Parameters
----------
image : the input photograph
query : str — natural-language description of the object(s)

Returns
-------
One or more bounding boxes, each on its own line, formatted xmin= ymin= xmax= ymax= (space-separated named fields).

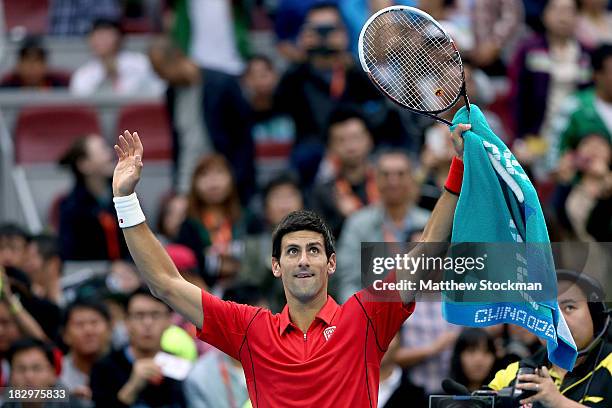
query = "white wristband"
xmin=113 ymin=192 xmax=146 ymax=228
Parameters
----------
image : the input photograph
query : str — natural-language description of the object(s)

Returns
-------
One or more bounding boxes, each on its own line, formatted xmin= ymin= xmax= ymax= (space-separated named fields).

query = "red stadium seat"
xmin=15 ymin=105 xmax=101 ymax=164
xmin=116 ymin=103 xmax=172 ymax=161
xmin=4 ymin=0 xmax=49 ymax=34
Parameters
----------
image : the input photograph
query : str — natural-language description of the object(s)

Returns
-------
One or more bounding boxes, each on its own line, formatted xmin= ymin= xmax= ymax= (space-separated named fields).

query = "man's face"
xmin=543 ymin=0 xmax=577 ymax=39
xmin=126 ymin=295 xmax=171 ymax=353
xmin=376 ymin=154 xmax=415 ymax=207
xmin=272 ymin=231 xmax=336 ymax=304
xmin=0 ymin=235 xmax=28 ymax=269
xmin=558 ymin=280 xmax=595 ymax=350
xmin=265 ymin=185 xmax=304 ymax=227
xmin=89 ymin=27 xmax=120 ymax=59
xmin=17 ymin=53 xmax=47 ymax=87
xmin=0 ymin=304 xmax=20 ymax=353
xmin=63 ymin=308 xmax=111 ymax=358
xmin=243 ymin=59 xmax=278 ymax=98
xmin=79 ymin=136 xmax=114 ymax=179
xmin=329 ymin=119 xmax=373 ymax=168
xmin=299 ymin=8 xmax=348 ymax=57
xmin=595 ymin=57 xmax=612 ymax=102
xmin=10 ymin=348 xmax=56 ymax=388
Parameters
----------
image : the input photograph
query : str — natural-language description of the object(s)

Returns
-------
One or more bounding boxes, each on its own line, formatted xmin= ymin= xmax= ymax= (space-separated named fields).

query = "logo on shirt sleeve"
xmin=323 ymin=326 xmax=336 ymax=341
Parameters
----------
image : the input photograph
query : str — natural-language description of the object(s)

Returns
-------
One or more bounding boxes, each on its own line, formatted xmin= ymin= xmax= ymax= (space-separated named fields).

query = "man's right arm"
xmin=122 ymin=222 xmax=203 ymax=328
xmin=112 ymin=130 xmax=203 ymax=328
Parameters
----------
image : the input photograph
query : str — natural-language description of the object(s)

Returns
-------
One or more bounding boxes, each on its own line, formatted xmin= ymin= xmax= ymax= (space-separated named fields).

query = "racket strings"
xmin=362 ymin=10 xmax=463 ymax=112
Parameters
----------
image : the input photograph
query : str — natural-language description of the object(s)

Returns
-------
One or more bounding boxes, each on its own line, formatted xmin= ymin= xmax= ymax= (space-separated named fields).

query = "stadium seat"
xmin=4 ymin=0 xmax=50 ymax=34
xmin=116 ymin=103 xmax=172 ymax=161
xmin=14 ymin=105 xmax=101 ymax=164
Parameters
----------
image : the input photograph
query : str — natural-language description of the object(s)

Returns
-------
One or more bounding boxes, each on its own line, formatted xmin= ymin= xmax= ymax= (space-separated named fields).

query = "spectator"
xmin=449 ymin=328 xmax=498 ymax=392
xmin=378 ymin=334 xmax=425 ymax=407
xmin=3 ymin=338 xmax=80 ymax=408
xmin=242 ymin=55 xmax=296 ymax=189
xmin=60 ymin=300 xmax=112 ymax=403
xmin=69 ymin=19 xmax=164 ymax=96
xmin=339 ymin=1 xmax=416 ymax=58
xmin=336 ymin=150 xmax=431 ymax=301
xmin=238 ymin=175 xmax=304 ymax=312
xmin=276 ymin=2 xmax=407 ymax=185
xmin=49 ymin=0 xmax=121 ymax=36
xmin=0 ymin=302 xmax=22 ymax=387
xmin=22 ymin=235 xmax=63 ymax=306
xmin=156 ymin=194 xmax=188 ymax=244
xmin=90 ymin=287 xmax=185 ymax=407
xmin=183 ymin=284 xmax=267 ymax=408
xmin=175 ymin=154 xmax=252 ymax=288
xmin=311 ymin=105 xmax=377 ymax=238
xmin=0 ymin=225 xmax=29 ymax=271
xmin=395 ymin=297 xmax=459 ymax=398
xmin=471 ymin=0 xmax=525 ymax=75
xmin=58 ymin=135 xmax=129 ymax=261
xmin=152 ymin=2 xmax=254 ymax=199
xmin=560 ymin=134 xmax=611 ymax=241
xmin=551 ymin=43 xmax=612 ymax=164
xmin=417 ymin=0 xmax=474 ymax=52
xmin=509 ymin=0 xmax=592 ymax=171
xmin=274 ymin=0 xmax=338 ymax=62
xmin=576 ymin=0 xmax=612 ymax=49
xmin=489 ymin=270 xmax=612 ymax=407
xmin=0 ymin=37 xmax=69 ymax=89
xmin=171 ymin=0 xmax=250 ymax=76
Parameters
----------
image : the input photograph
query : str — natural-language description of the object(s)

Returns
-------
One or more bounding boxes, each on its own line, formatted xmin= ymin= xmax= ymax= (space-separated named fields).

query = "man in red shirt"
xmin=110 ymin=124 xmax=471 ymax=407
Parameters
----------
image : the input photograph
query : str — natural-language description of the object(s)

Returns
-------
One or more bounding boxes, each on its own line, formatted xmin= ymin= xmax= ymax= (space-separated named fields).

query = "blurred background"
xmin=0 ymin=0 xmax=610 ymax=407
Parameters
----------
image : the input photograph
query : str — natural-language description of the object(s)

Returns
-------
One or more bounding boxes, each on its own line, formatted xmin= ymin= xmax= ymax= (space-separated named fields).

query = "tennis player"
xmin=111 ymin=124 xmax=471 ymax=407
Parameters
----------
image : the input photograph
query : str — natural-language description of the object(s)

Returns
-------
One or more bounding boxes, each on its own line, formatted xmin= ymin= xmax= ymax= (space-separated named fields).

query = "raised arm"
xmin=396 ymin=124 xmax=470 ymax=303
xmin=112 ymin=131 xmax=203 ymax=328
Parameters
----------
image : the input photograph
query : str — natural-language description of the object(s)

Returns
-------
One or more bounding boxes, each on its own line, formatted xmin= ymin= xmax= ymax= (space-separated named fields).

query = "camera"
xmin=434 ymin=365 xmax=537 ymax=408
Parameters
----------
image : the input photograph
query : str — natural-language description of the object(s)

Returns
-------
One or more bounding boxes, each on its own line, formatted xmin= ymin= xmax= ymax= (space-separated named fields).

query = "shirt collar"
xmin=279 ymin=296 xmax=339 ymax=336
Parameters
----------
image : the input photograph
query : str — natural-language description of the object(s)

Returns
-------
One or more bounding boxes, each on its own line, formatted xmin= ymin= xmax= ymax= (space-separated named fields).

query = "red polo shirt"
xmin=197 ymin=288 xmax=414 ymax=407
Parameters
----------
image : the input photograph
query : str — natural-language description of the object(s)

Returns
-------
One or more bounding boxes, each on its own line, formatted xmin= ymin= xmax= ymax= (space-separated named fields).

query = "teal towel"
xmin=443 ymin=105 xmax=577 ymax=371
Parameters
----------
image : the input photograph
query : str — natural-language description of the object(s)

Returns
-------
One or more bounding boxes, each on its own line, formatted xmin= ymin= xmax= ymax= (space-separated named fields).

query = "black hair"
xmin=325 ymin=104 xmax=371 ymax=144
xmin=58 ymin=136 xmax=90 ymax=179
xmin=7 ymin=338 xmax=55 ymax=368
xmin=449 ymin=328 xmax=496 ymax=389
xmin=0 ymin=224 xmax=29 ymax=241
xmin=222 ymin=283 xmax=265 ymax=306
xmin=306 ymin=1 xmax=341 ymax=17
xmin=126 ymin=286 xmax=172 ymax=312
xmin=557 ymin=269 xmax=609 ymax=338
xmin=591 ymin=43 xmax=612 ymax=72
xmin=246 ymin=54 xmax=275 ymax=71
xmin=374 ymin=147 xmax=414 ymax=168
xmin=61 ymin=298 xmax=111 ymax=329
xmin=272 ymin=210 xmax=335 ymax=259
xmin=18 ymin=36 xmax=46 ymax=61
xmin=29 ymin=234 xmax=59 ymax=262
xmin=90 ymin=18 xmax=122 ymax=34
xmin=263 ymin=174 xmax=302 ymax=206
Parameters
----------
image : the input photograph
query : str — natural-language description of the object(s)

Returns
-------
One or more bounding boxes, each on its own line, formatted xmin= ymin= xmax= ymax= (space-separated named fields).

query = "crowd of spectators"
xmin=0 ymin=0 xmax=611 ymax=407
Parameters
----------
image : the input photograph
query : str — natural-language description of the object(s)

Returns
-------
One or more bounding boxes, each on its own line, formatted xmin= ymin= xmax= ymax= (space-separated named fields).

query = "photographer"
xmin=488 ymin=270 xmax=611 ymax=407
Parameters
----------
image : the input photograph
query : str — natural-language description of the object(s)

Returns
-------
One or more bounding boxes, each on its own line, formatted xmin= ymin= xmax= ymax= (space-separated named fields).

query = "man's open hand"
xmin=113 ymin=130 xmax=144 ymax=197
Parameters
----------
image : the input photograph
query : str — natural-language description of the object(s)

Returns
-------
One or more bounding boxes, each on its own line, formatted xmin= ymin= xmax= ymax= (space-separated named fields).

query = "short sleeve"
xmin=196 ymin=290 xmax=261 ymax=360
xmin=354 ymin=271 xmax=415 ymax=351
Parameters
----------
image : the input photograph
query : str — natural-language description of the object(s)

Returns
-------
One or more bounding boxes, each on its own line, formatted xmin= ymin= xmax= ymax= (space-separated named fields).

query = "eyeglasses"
xmin=127 ymin=311 xmax=169 ymax=322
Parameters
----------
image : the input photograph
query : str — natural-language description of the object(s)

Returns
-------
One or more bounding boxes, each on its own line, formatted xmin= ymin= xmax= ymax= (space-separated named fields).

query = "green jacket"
xmin=559 ymin=89 xmax=612 ymax=151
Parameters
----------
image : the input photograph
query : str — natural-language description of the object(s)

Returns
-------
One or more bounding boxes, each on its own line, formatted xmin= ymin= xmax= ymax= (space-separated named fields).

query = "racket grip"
xmin=444 ymin=156 xmax=464 ymax=196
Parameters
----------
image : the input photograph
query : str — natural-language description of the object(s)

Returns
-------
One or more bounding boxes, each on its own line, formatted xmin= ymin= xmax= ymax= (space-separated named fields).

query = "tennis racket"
xmin=358 ymin=6 xmax=470 ymax=126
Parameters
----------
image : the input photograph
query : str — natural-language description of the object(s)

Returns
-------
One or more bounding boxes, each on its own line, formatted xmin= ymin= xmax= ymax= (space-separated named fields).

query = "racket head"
xmin=358 ymin=6 xmax=466 ymax=116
